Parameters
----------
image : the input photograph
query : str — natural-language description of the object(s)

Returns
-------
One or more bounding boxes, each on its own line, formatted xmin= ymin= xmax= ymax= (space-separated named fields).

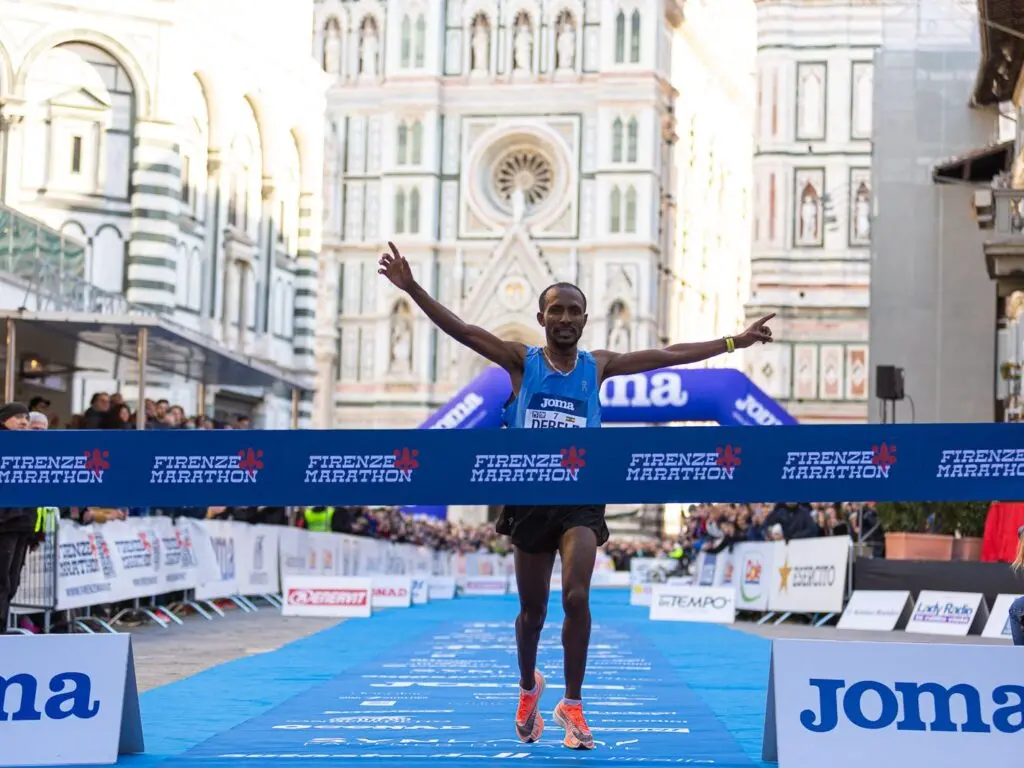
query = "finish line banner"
xmin=0 ymin=423 xmax=1019 ymax=507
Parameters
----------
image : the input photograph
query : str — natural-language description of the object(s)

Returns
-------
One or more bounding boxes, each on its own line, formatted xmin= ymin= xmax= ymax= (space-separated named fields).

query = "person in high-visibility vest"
xmin=302 ymin=506 xmax=336 ymax=533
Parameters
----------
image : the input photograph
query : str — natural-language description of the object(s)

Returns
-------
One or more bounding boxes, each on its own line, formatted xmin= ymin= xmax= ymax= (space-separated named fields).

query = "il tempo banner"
xmin=0 ymin=423 xmax=1021 ymax=507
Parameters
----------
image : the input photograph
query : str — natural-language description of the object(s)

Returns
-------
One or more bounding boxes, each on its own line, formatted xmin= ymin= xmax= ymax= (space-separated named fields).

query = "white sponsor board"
xmin=767 ymin=536 xmax=849 ymax=614
xmin=762 ymin=639 xmax=1020 ymax=768
xmin=628 ymin=557 xmax=677 ymax=606
xmin=281 ymin=576 xmax=372 ymax=618
xmin=694 ymin=549 xmax=736 ymax=587
xmin=427 ymin=576 xmax=456 ymax=600
xmin=235 ymin=524 xmax=281 ymax=597
xmin=371 ymin=576 xmax=413 ymax=608
xmin=193 ymin=518 xmax=240 ymax=601
xmin=837 ymin=590 xmax=912 ymax=632
xmin=905 ymin=590 xmax=988 ymax=637
xmin=981 ymin=594 xmax=1023 ymax=640
xmin=649 ymin=585 xmax=736 ymax=624
xmin=732 ymin=541 xmax=775 ymax=612
xmin=462 ymin=577 xmax=507 ymax=597
xmin=0 ymin=634 xmax=143 ymax=767
xmin=410 ymin=577 xmax=429 ymax=605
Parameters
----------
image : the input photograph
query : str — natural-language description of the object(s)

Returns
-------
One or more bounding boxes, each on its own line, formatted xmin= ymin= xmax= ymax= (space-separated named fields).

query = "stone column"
xmin=125 ymin=120 xmax=180 ymax=310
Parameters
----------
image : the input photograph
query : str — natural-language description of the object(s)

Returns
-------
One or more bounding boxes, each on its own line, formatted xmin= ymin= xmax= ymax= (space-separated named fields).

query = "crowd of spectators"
xmin=28 ymin=392 xmax=250 ymax=431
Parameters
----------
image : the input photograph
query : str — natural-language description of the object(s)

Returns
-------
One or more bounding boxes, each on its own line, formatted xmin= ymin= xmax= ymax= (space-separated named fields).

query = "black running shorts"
xmin=496 ymin=504 xmax=609 ymax=554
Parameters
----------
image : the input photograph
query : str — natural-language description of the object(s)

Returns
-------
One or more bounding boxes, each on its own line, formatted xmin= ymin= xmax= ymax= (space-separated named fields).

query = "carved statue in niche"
xmin=853 ymin=181 xmax=871 ymax=241
xmin=324 ymin=20 xmax=342 ymax=75
xmin=471 ymin=15 xmax=490 ymax=72
xmin=556 ymin=13 xmax=576 ymax=70
xmin=513 ymin=16 xmax=533 ymax=72
xmin=389 ymin=302 xmax=413 ymax=374
xmin=797 ymin=182 xmax=820 ymax=244
xmin=360 ymin=18 xmax=379 ymax=77
xmin=607 ymin=301 xmax=631 ymax=353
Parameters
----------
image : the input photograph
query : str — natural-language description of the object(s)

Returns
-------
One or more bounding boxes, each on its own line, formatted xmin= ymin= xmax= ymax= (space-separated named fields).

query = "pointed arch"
xmin=409 ymin=187 xmax=421 ymax=233
xmin=629 ymin=10 xmax=641 ymax=63
xmin=626 ymin=117 xmax=638 ymax=162
xmin=394 ymin=188 xmax=407 ymax=233
xmin=614 ymin=11 xmax=626 ymax=63
xmin=414 ymin=15 xmax=427 ymax=67
xmin=400 ymin=16 xmax=412 ymax=68
xmin=397 ymin=121 xmax=409 ymax=165
xmin=410 ymin=121 xmax=423 ymax=164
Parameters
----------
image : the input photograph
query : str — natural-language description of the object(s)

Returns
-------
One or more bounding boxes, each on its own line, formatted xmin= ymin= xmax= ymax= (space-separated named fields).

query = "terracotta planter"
xmin=884 ymin=532 xmax=953 ymax=561
xmin=951 ymin=536 xmax=984 ymax=562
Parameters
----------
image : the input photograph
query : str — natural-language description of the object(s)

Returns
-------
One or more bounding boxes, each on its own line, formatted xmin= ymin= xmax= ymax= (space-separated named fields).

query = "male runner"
xmin=378 ymin=242 xmax=775 ymax=750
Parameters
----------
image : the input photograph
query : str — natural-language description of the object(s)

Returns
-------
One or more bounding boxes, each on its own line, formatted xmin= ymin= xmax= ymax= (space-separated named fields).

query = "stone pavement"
xmin=127 ymin=608 xmax=339 ymax=692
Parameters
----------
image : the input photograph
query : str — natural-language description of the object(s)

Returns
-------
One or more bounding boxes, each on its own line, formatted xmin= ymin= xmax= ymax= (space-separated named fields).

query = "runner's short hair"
xmin=539 ymin=282 xmax=587 ymax=312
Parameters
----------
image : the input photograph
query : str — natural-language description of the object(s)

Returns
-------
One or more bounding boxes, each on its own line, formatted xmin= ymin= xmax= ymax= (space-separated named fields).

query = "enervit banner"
xmin=905 ymin=590 xmax=988 ymax=637
xmin=5 ymin=423 xmax=1022 ymax=507
xmin=981 ymin=594 xmax=1023 ymax=640
xmin=767 ymin=537 xmax=850 ymax=614
xmin=0 ymin=634 xmax=143 ymax=767
xmin=281 ymin=576 xmax=372 ymax=618
xmin=649 ymin=585 xmax=736 ymax=624
xmin=762 ymin=639 xmax=1021 ymax=768
xmin=836 ymin=590 xmax=912 ymax=632
xmin=733 ymin=542 xmax=775 ymax=612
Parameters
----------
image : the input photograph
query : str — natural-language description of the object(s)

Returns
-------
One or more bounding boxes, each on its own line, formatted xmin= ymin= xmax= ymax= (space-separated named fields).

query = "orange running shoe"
xmin=515 ymin=670 xmax=546 ymax=743
xmin=553 ymin=700 xmax=595 ymax=750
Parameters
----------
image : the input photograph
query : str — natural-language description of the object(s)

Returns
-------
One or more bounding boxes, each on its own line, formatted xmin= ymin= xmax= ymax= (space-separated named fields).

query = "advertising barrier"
xmin=762 ymin=639 xmax=1020 ymax=767
xmin=766 ymin=537 xmax=850 ymax=614
xmin=0 ymin=634 xmax=143 ymax=767
xmin=281 ymin=576 xmax=372 ymax=618
xmin=905 ymin=590 xmax=989 ymax=637
xmin=733 ymin=542 xmax=775 ymax=612
xmin=4 ymin=422 xmax=1020 ymax=508
xmin=371 ymin=576 xmax=413 ymax=608
xmin=649 ymin=585 xmax=736 ymax=624
xmin=836 ymin=590 xmax=912 ymax=631
xmin=981 ymin=594 xmax=1023 ymax=640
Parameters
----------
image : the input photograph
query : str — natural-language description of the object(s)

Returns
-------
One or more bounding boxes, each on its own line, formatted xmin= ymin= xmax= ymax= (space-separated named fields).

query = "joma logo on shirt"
xmin=539 ymin=397 xmax=575 ymax=412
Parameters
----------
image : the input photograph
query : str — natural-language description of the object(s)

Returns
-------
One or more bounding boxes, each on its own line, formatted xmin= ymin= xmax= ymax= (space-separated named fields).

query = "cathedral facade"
xmin=744 ymin=0 xmax=885 ymax=423
xmin=314 ymin=0 xmax=752 ymax=430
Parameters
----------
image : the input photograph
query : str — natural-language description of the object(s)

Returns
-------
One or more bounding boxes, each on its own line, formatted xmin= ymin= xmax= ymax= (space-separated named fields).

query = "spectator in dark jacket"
xmin=81 ymin=392 xmax=110 ymax=429
xmin=763 ymin=502 xmax=818 ymax=541
xmin=0 ymin=402 xmax=35 ymax=633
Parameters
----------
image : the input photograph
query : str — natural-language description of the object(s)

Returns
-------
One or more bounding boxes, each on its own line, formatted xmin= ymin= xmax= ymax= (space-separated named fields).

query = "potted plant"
xmin=945 ymin=502 xmax=990 ymax=561
xmin=875 ymin=502 xmax=954 ymax=561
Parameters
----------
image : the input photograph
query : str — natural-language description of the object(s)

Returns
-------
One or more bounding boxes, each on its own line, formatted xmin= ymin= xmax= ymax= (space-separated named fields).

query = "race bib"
xmin=524 ymin=393 xmax=588 ymax=429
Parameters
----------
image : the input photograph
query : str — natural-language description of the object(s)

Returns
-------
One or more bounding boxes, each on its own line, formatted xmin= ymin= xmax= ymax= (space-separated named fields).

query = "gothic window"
xmin=624 ymin=186 xmax=637 ymax=232
xmin=397 ymin=120 xmax=423 ymax=166
xmin=278 ymin=134 xmax=301 ymax=255
xmin=178 ymin=76 xmax=209 ymax=220
xmin=394 ymin=186 xmax=420 ymax=234
xmin=610 ymin=186 xmax=622 ymax=232
xmin=614 ymin=12 xmax=626 ymax=63
xmin=408 ymin=188 xmax=421 ymax=234
xmin=627 ymin=118 xmax=638 ymax=163
xmin=612 ymin=118 xmax=623 ymax=162
xmin=395 ymin=188 xmax=407 ymax=233
xmin=397 ymin=123 xmax=408 ymax=164
xmin=411 ymin=121 xmax=423 ymax=164
xmin=401 ymin=16 xmax=412 ymax=68
xmin=414 ymin=15 xmax=427 ymax=68
xmin=629 ymin=11 xmax=641 ymax=63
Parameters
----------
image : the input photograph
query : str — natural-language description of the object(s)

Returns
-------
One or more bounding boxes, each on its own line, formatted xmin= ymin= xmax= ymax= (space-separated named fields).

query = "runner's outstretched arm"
xmin=595 ymin=313 xmax=776 ymax=380
xmin=378 ymin=241 xmax=525 ymax=373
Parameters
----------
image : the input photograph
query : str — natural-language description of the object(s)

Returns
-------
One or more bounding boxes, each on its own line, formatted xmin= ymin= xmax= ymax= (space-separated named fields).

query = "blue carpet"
xmin=121 ymin=591 xmax=774 ymax=768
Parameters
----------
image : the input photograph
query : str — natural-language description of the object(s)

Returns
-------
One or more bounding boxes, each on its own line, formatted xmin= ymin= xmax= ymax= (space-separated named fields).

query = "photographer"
xmin=0 ymin=402 xmax=33 ymax=633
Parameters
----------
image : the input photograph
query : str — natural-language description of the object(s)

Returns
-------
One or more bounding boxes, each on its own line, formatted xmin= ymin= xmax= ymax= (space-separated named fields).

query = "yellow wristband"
xmin=725 ymin=337 xmax=735 ymax=353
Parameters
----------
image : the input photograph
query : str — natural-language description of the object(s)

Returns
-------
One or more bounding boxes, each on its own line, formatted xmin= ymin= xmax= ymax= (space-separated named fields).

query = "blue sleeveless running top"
xmin=502 ymin=346 xmax=602 ymax=429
